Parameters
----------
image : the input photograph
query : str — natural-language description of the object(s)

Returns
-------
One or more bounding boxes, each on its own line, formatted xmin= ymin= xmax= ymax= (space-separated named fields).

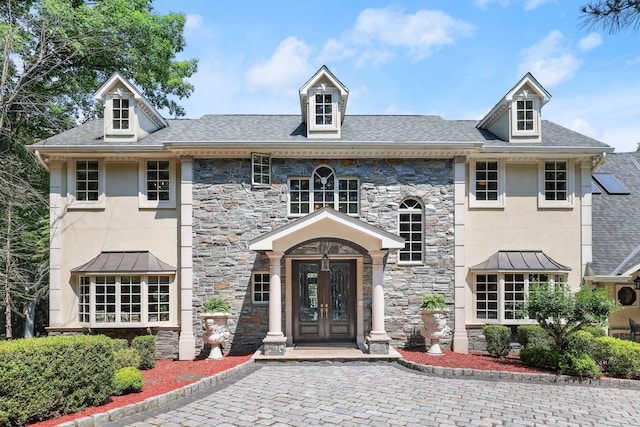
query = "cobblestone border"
xmin=57 ymin=358 xmax=256 ymax=427
xmin=398 ymin=358 xmax=640 ymax=389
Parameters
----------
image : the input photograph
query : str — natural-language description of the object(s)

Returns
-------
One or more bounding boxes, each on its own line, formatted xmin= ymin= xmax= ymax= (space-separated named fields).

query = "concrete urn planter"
xmin=201 ymin=313 xmax=230 ymax=360
xmin=420 ymin=309 xmax=450 ymax=355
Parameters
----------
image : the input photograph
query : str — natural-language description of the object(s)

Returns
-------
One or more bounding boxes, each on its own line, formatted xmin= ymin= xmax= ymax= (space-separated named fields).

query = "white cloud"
xmin=246 ymin=37 xmax=313 ymax=91
xmin=578 ymin=33 xmax=603 ymax=52
xmin=319 ymin=7 xmax=474 ymax=66
xmin=519 ymin=30 xmax=582 ymax=87
xmin=524 ymin=0 xmax=553 ymax=11
xmin=185 ymin=14 xmax=202 ymax=29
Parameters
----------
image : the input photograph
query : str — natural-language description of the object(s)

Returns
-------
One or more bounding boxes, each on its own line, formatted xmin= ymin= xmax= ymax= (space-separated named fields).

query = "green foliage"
xmin=110 ymin=338 xmax=129 ymax=353
xmin=524 ymin=283 xmax=617 ymax=352
xmin=516 ymin=325 xmax=554 ymax=350
xmin=482 ymin=325 xmax=512 ymax=358
xmin=558 ymin=352 xmax=601 ymax=378
xmin=519 ymin=346 xmax=560 ymax=370
xmin=591 ymin=336 xmax=640 ymax=378
xmin=114 ymin=348 xmax=142 ymax=371
xmin=564 ymin=330 xmax=597 ymax=356
xmin=132 ymin=335 xmax=156 ymax=370
xmin=581 ymin=326 xmax=606 ymax=337
xmin=0 ymin=335 xmax=114 ymax=426
xmin=420 ymin=293 xmax=447 ymax=310
xmin=113 ymin=367 xmax=143 ymax=396
xmin=202 ymin=297 xmax=231 ymax=314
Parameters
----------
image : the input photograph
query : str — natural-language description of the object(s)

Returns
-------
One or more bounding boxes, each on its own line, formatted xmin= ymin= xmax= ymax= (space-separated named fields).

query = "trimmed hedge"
xmin=591 ymin=336 xmax=640 ymax=379
xmin=0 ymin=335 xmax=114 ymax=426
xmin=483 ymin=325 xmax=511 ymax=358
xmin=113 ymin=367 xmax=143 ymax=396
xmin=516 ymin=325 xmax=553 ymax=350
xmin=132 ymin=335 xmax=156 ymax=370
xmin=558 ymin=352 xmax=601 ymax=378
xmin=114 ymin=348 xmax=142 ymax=371
xmin=519 ymin=346 xmax=559 ymax=370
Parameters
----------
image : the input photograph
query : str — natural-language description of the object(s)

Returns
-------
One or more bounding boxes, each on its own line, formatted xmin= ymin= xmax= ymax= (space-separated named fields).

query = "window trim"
xmin=538 ymin=159 xmax=574 ymax=208
xmin=138 ymin=159 xmax=176 ymax=209
xmin=67 ymin=159 xmax=106 ymax=209
xmin=106 ymin=95 xmax=134 ymax=136
xmin=512 ymin=96 xmax=540 ymax=136
xmin=251 ymin=153 xmax=271 ymax=187
xmin=252 ymin=271 xmax=270 ymax=305
xmin=77 ymin=274 xmax=176 ymax=327
xmin=469 ymin=159 xmax=505 ymax=208
xmin=308 ymin=89 xmax=338 ymax=131
xmin=398 ymin=198 xmax=424 ymax=265
xmin=474 ymin=272 xmax=566 ymax=324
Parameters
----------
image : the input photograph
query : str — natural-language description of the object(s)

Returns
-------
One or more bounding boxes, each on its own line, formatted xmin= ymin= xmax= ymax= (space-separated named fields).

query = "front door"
xmin=293 ymin=260 xmax=356 ymax=342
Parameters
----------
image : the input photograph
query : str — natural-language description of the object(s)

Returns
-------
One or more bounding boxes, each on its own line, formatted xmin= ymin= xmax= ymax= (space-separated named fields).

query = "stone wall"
xmin=192 ymin=158 xmax=454 ymax=353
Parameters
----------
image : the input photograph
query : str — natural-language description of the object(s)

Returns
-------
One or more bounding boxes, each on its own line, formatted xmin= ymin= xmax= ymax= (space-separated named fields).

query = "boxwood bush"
xmin=113 ymin=367 xmax=144 ymax=396
xmin=114 ymin=348 xmax=142 ymax=371
xmin=519 ymin=346 xmax=560 ymax=370
xmin=558 ymin=352 xmax=601 ymax=378
xmin=516 ymin=325 xmax=554 ymax=350
xmin=132 ymin=335 xmax=156 ymax=369
xmin=591 ymin=336 xmax=640 ymax=378
xmin=0 ymin=335 xmax=114 ymax=426
xmin=483 ymin=325 xmax=512 ymax=358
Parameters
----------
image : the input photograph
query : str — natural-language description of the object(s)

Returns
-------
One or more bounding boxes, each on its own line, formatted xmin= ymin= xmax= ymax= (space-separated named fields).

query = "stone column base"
xmin=262 ymin=334 xmax=287 ymax=356
xmin=366 ymin=333 xmax=391 ymax=355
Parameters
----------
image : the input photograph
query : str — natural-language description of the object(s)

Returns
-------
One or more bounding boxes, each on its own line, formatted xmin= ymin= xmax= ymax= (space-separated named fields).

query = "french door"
xmin=292 ymin=260 xmax=356 ymax=342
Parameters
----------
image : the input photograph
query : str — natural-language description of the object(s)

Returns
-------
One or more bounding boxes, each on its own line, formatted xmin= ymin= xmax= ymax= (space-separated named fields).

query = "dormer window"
xmin=511 ymin=92 xmax=540 ymax=137
xmin=315 ymin=93 xmax=333 ymax=125
xmin=309 ymin=88 xmax=338 ymax=132
xmin=516 ymin=99 xmax=534 ymax=131
xmin=112 ymin=98 xmax=130 ymax=130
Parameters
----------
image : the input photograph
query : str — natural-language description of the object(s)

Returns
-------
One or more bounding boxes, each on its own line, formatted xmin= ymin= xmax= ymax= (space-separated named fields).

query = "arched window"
xmin=398 ymin=199 xmax=423 ymax=263
xmin=288 ymin=165 xmax=359 ymax=216
xmin=313 ymin=166 xmax=335 ymax=210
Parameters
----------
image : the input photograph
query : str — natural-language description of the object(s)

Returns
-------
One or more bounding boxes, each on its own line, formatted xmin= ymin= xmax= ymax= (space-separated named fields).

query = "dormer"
xmin=299 ymin=66 xmax=349 ymax=139
xmin=477 ymin=73 xmax=550 ymax=143
xmin=94 ymin=72 xmax=167 ymax=143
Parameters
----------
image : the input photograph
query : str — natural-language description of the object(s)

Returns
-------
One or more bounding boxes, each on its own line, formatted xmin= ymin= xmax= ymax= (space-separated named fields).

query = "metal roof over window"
xmin=592 ymin=173 xmax=630 ymax=195
xmin=470 ymin=250 xmax=570 ymax=272
xmin=71 ymin=251 xmax=175 ymax=274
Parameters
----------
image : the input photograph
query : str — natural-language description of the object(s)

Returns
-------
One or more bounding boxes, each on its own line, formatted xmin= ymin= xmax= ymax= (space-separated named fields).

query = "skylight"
xmin=592 ymin=173 xmax=630 ymax=195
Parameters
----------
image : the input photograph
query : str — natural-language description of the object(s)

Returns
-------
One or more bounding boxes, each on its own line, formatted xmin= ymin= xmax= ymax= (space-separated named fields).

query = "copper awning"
xmin=470 ymin=250 xmax=570 ymax=272
xmin=72 ymin=251 xmax=175 ymax=274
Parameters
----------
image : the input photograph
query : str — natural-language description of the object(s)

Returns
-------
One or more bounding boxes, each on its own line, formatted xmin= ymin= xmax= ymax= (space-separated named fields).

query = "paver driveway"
xmin=108 ymin=362 xmax=640 ymax=426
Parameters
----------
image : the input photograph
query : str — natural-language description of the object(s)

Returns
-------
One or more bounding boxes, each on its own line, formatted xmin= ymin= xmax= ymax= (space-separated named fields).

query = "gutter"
xmin=33 ymin=150 xmax=50 ymax=172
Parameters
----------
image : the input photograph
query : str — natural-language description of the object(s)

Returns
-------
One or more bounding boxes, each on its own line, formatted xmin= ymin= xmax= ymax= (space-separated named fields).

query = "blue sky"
xmin=153 ymin=0 xmax=639 ymax=153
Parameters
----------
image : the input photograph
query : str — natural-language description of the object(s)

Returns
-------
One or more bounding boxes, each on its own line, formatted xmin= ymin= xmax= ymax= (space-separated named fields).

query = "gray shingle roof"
xmin=30 ymin=115 xmax=611 ymax=150
xmin=592 ymin=152 xmax=640 ymax=276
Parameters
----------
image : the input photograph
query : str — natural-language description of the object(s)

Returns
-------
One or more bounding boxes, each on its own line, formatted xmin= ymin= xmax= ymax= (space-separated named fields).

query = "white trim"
xmin=138 ymin=159 xmax=176 ymax=209
xmin=252 ymin=271 xmax=270 ymax=305
xmin=511 ymin=95 xmax=540 ymax=137
xmin=397 ymin=198 xmax=424 ymax=265
xmin=251 ymin=153 xmax=271 ymax=187
xmin=469 ymin=159 xmax=505 ymax=208
xmin=538 ymin=159 xmax=574 ymax=208
xmin=66 ymin=159 xmax=106 ymax=209
xmin=308 ymin=89 xmax=339 ymax=132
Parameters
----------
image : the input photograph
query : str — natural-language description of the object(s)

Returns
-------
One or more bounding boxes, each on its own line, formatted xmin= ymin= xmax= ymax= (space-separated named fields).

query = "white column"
xmin=453 ymin=156 xmax=469 ymax=353
xmin=367 ymin=250 xmax=390 ymax=354
xmin=263 ymin=251 xmax=287 ymax=355
xmin=580 ymin=161 xmax=593 ymax=287
xmin=178 ymin=157 xmax=195 ymax=360
xmin=49 ymin=161 xmax=63 ymax=328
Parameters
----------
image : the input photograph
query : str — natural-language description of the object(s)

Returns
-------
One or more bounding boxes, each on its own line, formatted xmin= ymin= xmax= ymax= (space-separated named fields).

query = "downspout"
xmin=33 ymin=150 xmax=50 ymax=172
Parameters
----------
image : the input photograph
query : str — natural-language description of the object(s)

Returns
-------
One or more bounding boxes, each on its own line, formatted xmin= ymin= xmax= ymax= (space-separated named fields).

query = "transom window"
xmin=315 ymin=94 xmax=333 ymax=125
xmin=398 ymin=199 xmax=423 ymax=264
xmin=252 ymin=154 xmax=271 ymax=186
xmin=288 ymin=166 xmax=359 ymax=216
xmin=146 ymin=160 xmax=170 ymax=202
xmin=78 ymin=275 xmax=172 ymax=326
xmin=475 ymin=273 xmax=566 ymax=323
xmin=75 ymin=160 xmax=100 ymax=201
xmin=112 ymin=98 xmax=130 ymax=130
xmin=252 ymin=272 xmax=270 ymax=304
xmin=544 ymin=161 xmax=567 ymax=201
xmin=516 ymin=99 xmax=534 ymax=131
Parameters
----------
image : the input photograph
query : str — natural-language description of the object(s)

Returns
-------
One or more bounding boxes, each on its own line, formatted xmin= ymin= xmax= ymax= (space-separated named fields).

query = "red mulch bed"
xmin=28 ymin=349 xmax=550 ymax=426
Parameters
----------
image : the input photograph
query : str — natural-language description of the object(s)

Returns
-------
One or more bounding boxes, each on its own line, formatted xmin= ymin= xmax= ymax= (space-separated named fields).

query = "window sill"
xmin=67 ymin=201 xmax=106 ymax=210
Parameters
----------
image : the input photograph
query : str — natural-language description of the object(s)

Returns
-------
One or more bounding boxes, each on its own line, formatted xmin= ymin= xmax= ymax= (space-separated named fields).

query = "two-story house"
xmin=28 ymin=67 xmax=612 ymax=360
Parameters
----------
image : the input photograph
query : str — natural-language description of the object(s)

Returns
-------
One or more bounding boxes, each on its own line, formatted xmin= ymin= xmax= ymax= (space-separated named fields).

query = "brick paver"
xmin=106 ymin=362 xmax=640 ymax=426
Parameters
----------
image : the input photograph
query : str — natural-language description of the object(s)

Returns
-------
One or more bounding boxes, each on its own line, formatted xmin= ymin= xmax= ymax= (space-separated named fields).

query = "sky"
xmin=152 ymin=0 xmax=640 ymax=153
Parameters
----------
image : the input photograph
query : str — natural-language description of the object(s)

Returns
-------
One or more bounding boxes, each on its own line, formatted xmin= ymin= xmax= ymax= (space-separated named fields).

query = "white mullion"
xmin=115 ymin=276 xmax=121 ymax=325
xmin=142 ymin=276 xmax=149 ymax=326
xmin=498 ymin=274 xmax=505 ymax=323
xmin=90 ymin=276 xmax=96 ymax=326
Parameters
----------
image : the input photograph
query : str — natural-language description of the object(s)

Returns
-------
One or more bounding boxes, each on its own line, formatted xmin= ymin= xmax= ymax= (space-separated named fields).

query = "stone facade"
xmin=192 ymin=157 xmax=455 ymax=353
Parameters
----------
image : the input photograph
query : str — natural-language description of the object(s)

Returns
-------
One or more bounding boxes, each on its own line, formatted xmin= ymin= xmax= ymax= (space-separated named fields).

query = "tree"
xmin=581 ymin=1 xmax=640 ymax=33
xmin=524 ymin=283 xmax=618 ymax=352
xmin=0 ymin=0 xmax=197 ymax=338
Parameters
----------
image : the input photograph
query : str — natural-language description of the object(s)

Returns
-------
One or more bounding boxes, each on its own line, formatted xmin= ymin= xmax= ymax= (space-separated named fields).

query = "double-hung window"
xmin=112 ymin=98 xmax=130 ymax=130
xmin=398 ymin=199 xmax=423 ymax=264
xmin=252 ymin=154 xmax=271 ymax=186
xmin=470 ymin=159 xmax=504 ymax=208
xmin=139 ymin=159 xmax=175 ymax=208
xmin=288 ymin=165 xmax=359 ymax=216
xmin=539 ymin=160 xmax=573 ymax=208
xmin=78 ymin=275 xmax=173 ymax=326
xmin=475 ymin=272 xmax=566 ymax=323
xmin=512 ymin=96 xmax=539 ymax=136
xmin=68 ymin=159 xmax=105 ymax=208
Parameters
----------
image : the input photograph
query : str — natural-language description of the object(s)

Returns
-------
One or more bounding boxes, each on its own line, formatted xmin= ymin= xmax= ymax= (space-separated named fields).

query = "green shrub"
xmin=110 ymin=338 xmax=129 ymax=353
xmin=132 ymin=335 xmax=156 ymax=369
xmin=483 ymin=325 xmax=512 ymax=358
xmin=581 ymin=326 xmax=606 ymax=337
xmin=591 ymin=337 xmax=640 ymax=378
xmin=420 ymin=293 xmax=447 ymax=310
xmin=0 ymin=335 xmax=114 ymax=426
xmin=564 ymin=330 xmax=596 ymax=356
xmin=113 ymin=367 xmax=143 ymax=396
xmin=558 ymin=353 xmax=601 ymax=378
xmin=519 ymin=346 xmax=560 ymax=370
xmin=516 ymin=325 xmax=553 ymax=349
xmin=114 ymin=348 xmax=142 ymax=371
